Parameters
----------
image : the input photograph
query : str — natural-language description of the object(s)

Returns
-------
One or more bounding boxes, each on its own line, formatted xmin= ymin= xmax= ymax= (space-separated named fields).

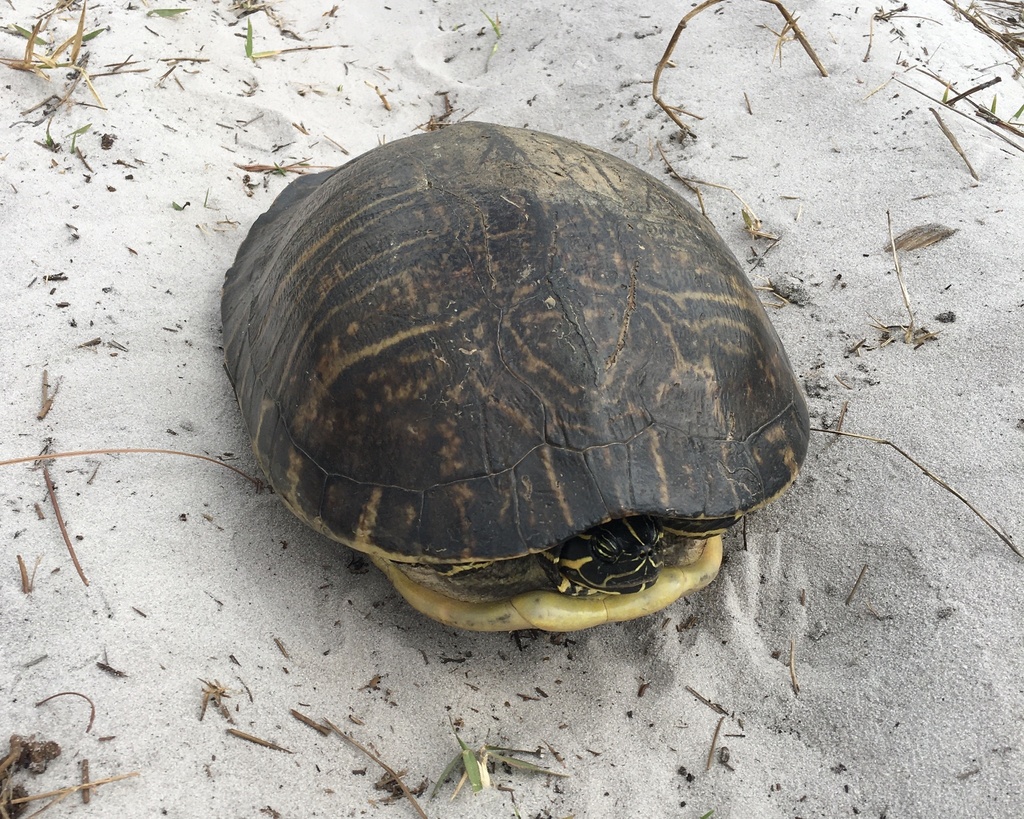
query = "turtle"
xmin=221 ymin=121 xmax=809 ymax=632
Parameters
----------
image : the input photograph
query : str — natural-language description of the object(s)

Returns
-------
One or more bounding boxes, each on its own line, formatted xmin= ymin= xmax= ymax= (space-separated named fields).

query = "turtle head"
xmin=551 ymin=516 xmax=663 ymax=595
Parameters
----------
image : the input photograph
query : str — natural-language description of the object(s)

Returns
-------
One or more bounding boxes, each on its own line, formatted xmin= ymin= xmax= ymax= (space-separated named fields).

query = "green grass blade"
xmin=488 ymin=751 xmax=569 ymax=777
xmin=430 ymin=750 xmax=465 ymax=799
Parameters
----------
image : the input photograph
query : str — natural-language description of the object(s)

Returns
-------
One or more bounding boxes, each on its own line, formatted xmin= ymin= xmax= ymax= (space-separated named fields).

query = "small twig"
xmin=788 ymin=640 xmax=800 ymax=694
xmin=835 ymin=400 xmax=849 ymax=432
xmin=811 ymin=427 xmax=1019 ymax=558
xmin=225 ymin=728 xmax=292 ymax=753
xmin=42 ymin=464 xmax=88 ymax=586
xmin=886 ymin=211 xmax=916 ymax=342
xmin=651 ymin=0 xmax=722 ymax=136
xmin=324 ymin=719 xmax=429 ymax=819
xmin=759 ymin=0 xmax=829 ymax=77
xmin=364 ymin=81 xmax=391 ymax=111
xmin=81 ymin=759 xmax=91 ymax=804
xmin=686 ymin=686 xmax=729 ymax=715
xmin=38 ymin=369 xmax=55 ymax=420
xmin=290 ymin=708 xmax=331 ymax=736
xmin=17 ymin=554 xmax=32 ymax=593
xmin=705 ymin=716 xmax=726 ymax=771
xmin=36 ymin=691 xmax=97 ymax=732
xmin=946 ymin=76 xmax=1001 ymax=105
xmin=845 ymin=564 xmax=869 ymax=606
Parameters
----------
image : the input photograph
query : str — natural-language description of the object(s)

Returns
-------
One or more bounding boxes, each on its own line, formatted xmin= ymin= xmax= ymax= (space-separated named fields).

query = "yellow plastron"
xmin=370 ymin=535 xmax=723 ymax=632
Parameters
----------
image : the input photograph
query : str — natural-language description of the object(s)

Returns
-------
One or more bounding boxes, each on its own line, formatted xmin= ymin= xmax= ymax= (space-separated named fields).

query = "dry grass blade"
xmin=657 ymin=143 xmax=773 ymax=238
xmin=686 ymin=686 xmax=729 ymax=715
xmin=323 ymin=719 xmax=429 ymax=819
xmin=38 ymin=369 xmax=56 ymax=420
xmin=0 ymin=448 xmax=263 ymax=490
xmin=886 ymin=211 xmax=917 ymax=342
xmin=8 ymin=772 xmax=139 ymax=807
xmin=811 ymin=428 xmax=1020 ymax=558
xmin=198 ymin=680 xmax=233 ymax=723
xmin=928 ymin=107 xmax=979 ymax=180
xmin=946 ymin=76 xmax=1001 ymax=105
xmin=234 ymin=160 xmax=319 ymax=176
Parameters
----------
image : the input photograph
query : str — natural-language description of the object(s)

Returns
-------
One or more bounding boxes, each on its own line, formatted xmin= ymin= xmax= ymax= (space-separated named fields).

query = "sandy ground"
xmin=2 ymin=1 xmax=1023 ymax=817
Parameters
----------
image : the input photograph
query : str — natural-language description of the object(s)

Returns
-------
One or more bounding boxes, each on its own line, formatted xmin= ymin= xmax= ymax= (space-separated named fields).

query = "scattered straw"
xmin=199 ymin=680 xmax=233 ymax=723
xmin=656 ymin=143 xmax=772 ymax=237
xmin=653 ymin=0 xmax=826 ymax=137
xmin=324 ymin=719 xmax=428 ymax=819
xmin=894 ymin=76 xmax=1024 ymax=154
xmin=946 ymin=76 xmax=1002 ymax=105
xmin=942 ymin=0 xmax=1024 ymax=68
xmin=0 ymin=1 xmax=106 ymax=110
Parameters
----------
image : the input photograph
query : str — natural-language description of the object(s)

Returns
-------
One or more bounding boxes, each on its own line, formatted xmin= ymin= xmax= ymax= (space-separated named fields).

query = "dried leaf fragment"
xmin=885 ymin=223 xmax=957 ymax=253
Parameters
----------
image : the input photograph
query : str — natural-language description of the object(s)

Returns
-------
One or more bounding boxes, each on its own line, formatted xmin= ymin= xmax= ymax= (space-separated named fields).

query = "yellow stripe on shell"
xmin=370 ymin=535 xmax=722 ymax=632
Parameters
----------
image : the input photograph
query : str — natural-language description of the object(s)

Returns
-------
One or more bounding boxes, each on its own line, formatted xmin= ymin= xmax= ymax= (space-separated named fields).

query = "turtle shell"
xmin=222 ymin=122 xmax=809 ymax=564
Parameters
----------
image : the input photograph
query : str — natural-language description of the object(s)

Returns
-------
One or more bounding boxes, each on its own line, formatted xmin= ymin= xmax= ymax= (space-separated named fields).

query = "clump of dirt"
xmin=1 ymin=734 xmax=63 ymax=818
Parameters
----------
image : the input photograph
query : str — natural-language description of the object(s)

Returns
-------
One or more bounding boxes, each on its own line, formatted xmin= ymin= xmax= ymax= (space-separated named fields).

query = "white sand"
xmin=2 ymin=1 xmax=1023 ymax=816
